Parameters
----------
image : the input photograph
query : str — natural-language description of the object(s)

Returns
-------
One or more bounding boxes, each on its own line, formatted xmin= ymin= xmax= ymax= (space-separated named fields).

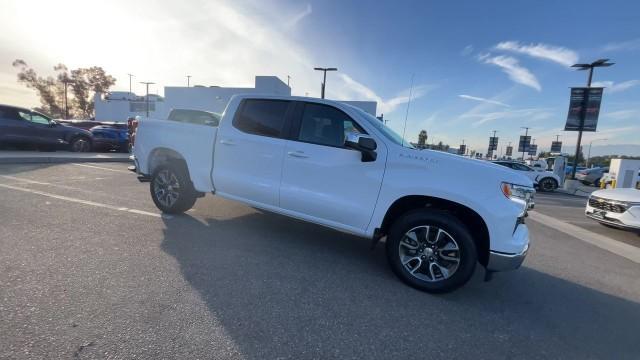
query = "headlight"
xmin=501 ymin=182 xmax=535 ymax=203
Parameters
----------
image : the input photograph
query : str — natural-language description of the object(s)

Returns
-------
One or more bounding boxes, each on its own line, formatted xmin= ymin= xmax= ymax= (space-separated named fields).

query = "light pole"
xmin=287 ymin=75 xmax=291 ymax=87
xmin=139 ymin=81 xmax=155 ymax=118
xmin=60 ymin=78 xmax=76 ymax=119
xmin=313 ymin=67 xmax=337 ymax=99
xmin=569 ymin=58 xmax=614 ymax=179
xmin=186 ymin=75 xmax=191 ymax=87
xmin=127 ymin=74 xmax=134 ymax=94
xmin=586 ymin=138 xmax=608 ymax=168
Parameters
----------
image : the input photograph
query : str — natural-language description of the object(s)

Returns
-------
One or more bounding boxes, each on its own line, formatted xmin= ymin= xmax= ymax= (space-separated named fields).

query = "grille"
xmin=588 ymin=197 xmax=628 ymax=213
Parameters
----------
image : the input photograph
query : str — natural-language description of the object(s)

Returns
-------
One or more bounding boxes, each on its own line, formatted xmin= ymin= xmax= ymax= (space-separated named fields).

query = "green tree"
xmin=12 ymin=60 xmax=115 ymax=118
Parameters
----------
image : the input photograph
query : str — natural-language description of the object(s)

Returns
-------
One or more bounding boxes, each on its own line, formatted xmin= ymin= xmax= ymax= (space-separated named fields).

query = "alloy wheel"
xmin=153 ymin=169 xmax=181 ymax=208
xmin=398 ymin=225 xmax=461 ymax=282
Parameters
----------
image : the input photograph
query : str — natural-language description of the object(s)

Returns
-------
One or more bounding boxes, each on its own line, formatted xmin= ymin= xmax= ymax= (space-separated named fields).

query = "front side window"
xmin=233 ymin=99 xmax=290 ymax=138
xmin=298 ymin=103 xmax=364 ymax=148
xmin=30 ymin=113 xmax=50 ymax=125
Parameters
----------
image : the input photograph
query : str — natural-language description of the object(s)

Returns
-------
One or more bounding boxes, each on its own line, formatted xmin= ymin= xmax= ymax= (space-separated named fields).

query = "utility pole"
xmin=139 ymin=81 xmax=155 ymax=118
xmin=313 ymin=67 xmax=337 ymax=99
xmin=61 ymin=78 xmax=75 ymax=119
xmin=520 ymin=127 xmax=530 ymax=160
xmin=127 ymin=74 xmax=134 ymax=94
xmin=186 ymin=75 xmax=191 ymax=87
xmin=569 ymin=59 xmax=614 ymax=179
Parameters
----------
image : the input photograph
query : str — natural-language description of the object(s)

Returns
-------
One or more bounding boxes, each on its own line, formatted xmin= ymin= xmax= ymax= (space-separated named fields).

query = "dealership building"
xmin=94 ymin=75 xmax=377 ymax=121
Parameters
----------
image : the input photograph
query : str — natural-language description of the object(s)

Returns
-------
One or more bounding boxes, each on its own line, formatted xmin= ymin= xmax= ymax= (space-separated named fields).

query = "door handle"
xmin=287 ymin=151 xmax=309 ymax=158
xmin=220 ymin=139 xmax=235 ymax=145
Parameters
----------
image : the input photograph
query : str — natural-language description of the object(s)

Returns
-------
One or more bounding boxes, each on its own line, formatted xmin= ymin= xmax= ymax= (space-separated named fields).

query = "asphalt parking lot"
xmin=1 ymin=163 xmax=639 ymax=359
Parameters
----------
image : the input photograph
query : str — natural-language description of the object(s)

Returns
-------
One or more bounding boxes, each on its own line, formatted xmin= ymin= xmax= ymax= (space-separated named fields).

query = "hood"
xmin=398 ymin=148 xmax=534 ymax=188
xmin=591 ymin=188 xmax=640 ymax=202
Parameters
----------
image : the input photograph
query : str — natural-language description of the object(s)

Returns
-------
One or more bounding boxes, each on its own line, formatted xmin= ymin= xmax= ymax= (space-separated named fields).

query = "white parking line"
xmin=529 ymin=211 xmax=640 ymax=264
xmin=0 ymin=182 xmax=168 ymax=219
xmin=73 ymin=163 xmax=131 ymax=173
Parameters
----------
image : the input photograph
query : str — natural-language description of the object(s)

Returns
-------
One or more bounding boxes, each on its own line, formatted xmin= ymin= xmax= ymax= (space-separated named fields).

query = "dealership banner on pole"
xmin=551 ymin=141 xmax=562 ymax=153
xmin=528 ymin=144 xmax=538 ymax=156
xmin=564 ymin=87 xmax=604 ymax=132
xmin=488 ymin=136 xmax=498 ymax=151
xmin=458 ymin=144 xmax=466 ymax=155
xmin=505 ymin=145 xmax=513 ymax=157
xmin=518 ymin=136 xmax=531 ymax=152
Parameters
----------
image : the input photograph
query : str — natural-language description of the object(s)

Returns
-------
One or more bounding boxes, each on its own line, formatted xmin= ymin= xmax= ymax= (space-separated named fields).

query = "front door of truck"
xmin=280 ymin=102 xmax=386 ymax=231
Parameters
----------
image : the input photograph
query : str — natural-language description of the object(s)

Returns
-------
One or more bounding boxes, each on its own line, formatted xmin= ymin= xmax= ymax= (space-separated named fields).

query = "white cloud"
xmin=461 ymin=45 xmax=474 ymax=56
xmin=591 ymin=80 xmax=640 ymax=93
xmin=285 ymin=3 xmax=312 ymax=29
xmin=458 ymin=94 xmax=510 ymax=107
xmin=335 ymin=74 xmax=432 ymax=114
xmin=602 ymin=38 xmax=640 ymax=52
xmin=481 ymin=55 xmax=541 ymax=91
xmin=495 ymin=41 xmax=578 ymax=67
xmin=605 ymin=109 xmax=640 ymax=120
xmin=461 ymin=108 xmax=553 ymax=127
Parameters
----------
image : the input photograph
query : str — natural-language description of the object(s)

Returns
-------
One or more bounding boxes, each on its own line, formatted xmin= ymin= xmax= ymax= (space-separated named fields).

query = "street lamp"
xmin=186 ymin=75 xmax=191 ymax=87
xmin=569 ymin=59 xmax=614 ymax=179
xmin=139 ymin=81 xmax=155 ymax=118
xmin=586 ymin=138 xmax=608 ymax=168
xmin=314 ymin=67 xmax=337 ymax=99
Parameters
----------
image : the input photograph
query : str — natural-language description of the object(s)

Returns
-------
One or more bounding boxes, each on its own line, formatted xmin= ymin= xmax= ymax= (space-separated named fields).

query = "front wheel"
xmin=150 ymin=164 xmax=197 ymax=214
xmin=538 ymin=177 xmax=558 ymax=192
xmin=386 ymin=209 xmax=477 ymax=293
xmin=69 ymin=136 xmax=92 ymax=152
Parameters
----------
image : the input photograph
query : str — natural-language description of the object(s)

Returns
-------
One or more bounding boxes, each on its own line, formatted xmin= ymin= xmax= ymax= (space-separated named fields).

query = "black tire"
xmin=386 ymin=209 xmax=477 ymax=293
xmin=150 ymin=164 xmax=197 ymax=214
xmin=593 ymin=178 xmax=601 ymax=187
xmin=69 ymin=136 xmax=92 ymax=152
xmin=538 ymin=177 xmax=558 ymax=192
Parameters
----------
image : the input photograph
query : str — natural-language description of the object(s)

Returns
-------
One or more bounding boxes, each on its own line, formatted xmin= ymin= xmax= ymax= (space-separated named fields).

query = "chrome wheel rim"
xmin=72 ymin=139 xmax=90 ymax=152
xmin=398 ymin=225 xmax=461 ymax=282
xmin=153 ymin=169 xmax=180 ymax=208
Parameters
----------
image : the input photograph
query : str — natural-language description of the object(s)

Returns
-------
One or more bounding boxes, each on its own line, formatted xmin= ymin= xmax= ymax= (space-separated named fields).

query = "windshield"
xmin=351 ymin=107 xmax=414 ymax=148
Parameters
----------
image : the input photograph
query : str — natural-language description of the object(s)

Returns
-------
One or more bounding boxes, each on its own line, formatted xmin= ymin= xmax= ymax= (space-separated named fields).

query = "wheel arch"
xmin=380 ymin=195 xmax=490 ymax=266
xmin=148 ymin=147 xmax=190 ymax=178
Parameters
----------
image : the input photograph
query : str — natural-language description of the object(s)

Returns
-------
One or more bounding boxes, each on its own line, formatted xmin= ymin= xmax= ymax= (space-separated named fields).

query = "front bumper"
xmin=585 ymin=204 xmax=640 ymax=230
xmin=487 ymin=224 xmax=529 ymax=271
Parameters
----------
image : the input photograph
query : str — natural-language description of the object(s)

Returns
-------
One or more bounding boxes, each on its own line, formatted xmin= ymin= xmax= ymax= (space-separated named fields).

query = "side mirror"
xmin=49 ymin=121 xmax=57 ymax=127
xmin=345 ymin=133 xmax=377 ymax=162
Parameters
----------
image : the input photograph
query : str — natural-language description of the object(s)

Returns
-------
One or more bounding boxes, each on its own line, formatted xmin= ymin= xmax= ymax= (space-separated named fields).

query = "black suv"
xmin=0 ymin=104 xmax=93 ymax=152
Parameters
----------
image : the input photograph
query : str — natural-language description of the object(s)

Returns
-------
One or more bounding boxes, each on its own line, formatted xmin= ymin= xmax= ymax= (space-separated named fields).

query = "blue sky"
xmin=1 ymin=0 xmax=638 ymax=154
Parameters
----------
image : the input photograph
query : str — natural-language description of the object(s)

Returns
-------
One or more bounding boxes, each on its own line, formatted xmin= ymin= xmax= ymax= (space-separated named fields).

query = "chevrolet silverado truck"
xmin=133 ymin=95 xmax=534 ymax=293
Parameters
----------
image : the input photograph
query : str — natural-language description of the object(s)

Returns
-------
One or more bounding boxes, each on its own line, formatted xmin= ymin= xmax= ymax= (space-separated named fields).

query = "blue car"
xmin=90 ymin=125 xmax=129 ymax=152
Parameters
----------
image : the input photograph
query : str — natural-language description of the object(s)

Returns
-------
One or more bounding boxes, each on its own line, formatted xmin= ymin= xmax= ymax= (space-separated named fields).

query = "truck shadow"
xmin=160 ymin=210 xmax=640 ymax=359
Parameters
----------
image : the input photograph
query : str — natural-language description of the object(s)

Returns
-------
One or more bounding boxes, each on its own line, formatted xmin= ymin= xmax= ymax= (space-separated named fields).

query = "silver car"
xmin=576 ymin=167 xmax=608 ymax=186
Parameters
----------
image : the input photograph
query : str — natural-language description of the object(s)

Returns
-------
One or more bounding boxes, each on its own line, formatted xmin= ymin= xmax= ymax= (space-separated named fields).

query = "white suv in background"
xmin=586 ymin=188 xmax=640 ymax=230
xmin=492 ymin=161 xmax=561 ymax=192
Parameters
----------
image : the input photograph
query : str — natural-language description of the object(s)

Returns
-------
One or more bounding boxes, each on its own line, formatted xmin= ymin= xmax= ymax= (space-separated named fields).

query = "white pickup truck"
xmin=133 ymin=95 xmax=534 ymax=293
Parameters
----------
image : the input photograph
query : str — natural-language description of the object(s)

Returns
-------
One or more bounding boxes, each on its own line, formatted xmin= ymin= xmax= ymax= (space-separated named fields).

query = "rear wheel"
xmin=386 ymin=209 xmax=477 ymax=293
xmin=150 ymin=164 xmax=197 ymax=214
xmin=539 ymin=177 xmax=558 ymax=192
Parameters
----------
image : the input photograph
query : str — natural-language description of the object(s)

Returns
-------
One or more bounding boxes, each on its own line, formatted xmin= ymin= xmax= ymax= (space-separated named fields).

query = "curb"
xmin=0 ymin=157 xmax=132 ymax=165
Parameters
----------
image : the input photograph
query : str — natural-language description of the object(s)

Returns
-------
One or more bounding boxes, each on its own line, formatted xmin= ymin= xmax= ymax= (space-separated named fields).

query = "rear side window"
xmin=233 ymin=99 xmax=290 ymax=138
xmin=298 ymin=103 xmax=365 ymax=148
xmin=168 ymin=109 xmax=220 ymax=127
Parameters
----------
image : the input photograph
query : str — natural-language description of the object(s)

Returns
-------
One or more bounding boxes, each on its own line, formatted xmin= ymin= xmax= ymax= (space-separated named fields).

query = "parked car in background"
xmin=564 ymin=165 xmax=587 ymax=176
xmin=90 ymin=125 xmax=129 ymax=152
xmin=492 ymin=161 xmax=560 ymax=191
xmin=133 ymin=94 xmax=534 ymax=293
xmin=0 ymin=104 xmax=93 ymax=152
xmin=585 ymin=188 xmax=640 ymax=231
xmin=167 ymin=108 xmax=220 ymax=126
xmin=576 ymin=167 xmax=608 ymax=187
